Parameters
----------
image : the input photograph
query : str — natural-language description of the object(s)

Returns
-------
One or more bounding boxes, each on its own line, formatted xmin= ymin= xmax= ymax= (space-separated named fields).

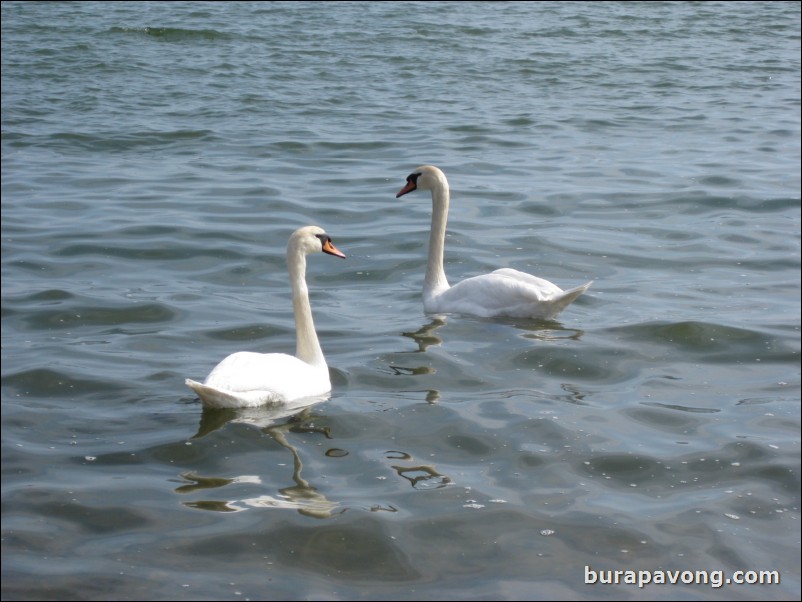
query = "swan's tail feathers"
xmin=565 ymin=280 xmax=593 ymax=298
xmin=549 ymin=281 xmax=593 ymax=318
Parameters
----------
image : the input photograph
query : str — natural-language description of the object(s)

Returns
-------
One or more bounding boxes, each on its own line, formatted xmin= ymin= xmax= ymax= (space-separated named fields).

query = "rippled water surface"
xmin=2 ymin=2 xmax=800 ymax=600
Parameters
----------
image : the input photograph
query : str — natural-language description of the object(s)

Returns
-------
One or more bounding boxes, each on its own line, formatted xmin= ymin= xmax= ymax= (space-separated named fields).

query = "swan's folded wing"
xmin=490 ymin=268 xmax=569 ymax=296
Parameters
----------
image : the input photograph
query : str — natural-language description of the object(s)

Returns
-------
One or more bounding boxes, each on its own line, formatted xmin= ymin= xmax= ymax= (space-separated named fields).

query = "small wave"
xmin=45 ymin=130 xmax=216 ymax=152
xmin=109 ymin=26 xmax=230 ymax=41
xmin=603 ymin=320 xmax=797 ymax=364
xmin=3 ymin=368 xmax=128 ymax=398
xmin=21 ymin=302 xmax=177 ymax=330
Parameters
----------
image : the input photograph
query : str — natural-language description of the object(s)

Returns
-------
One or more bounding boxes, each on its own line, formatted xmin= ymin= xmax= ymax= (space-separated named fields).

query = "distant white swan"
xmin=186 ymin=225 xmax=346 ymax=409
xmin=397 ymin=165 xmax=591 ymax=319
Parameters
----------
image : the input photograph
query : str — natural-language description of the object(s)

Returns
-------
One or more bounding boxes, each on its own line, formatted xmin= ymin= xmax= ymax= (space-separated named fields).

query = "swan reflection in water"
xmin=177 ymin=401 xmax=344 ymax=518
xmin=396 ymin=316 xmax=585 ymax=404
xmin=404 ymin=313 xmax=586 ymax=351
xmin=386 ymin=451 xmax=452 ymax=490
xmin=402 ymin=317 xmax=447 ymax=353
xmin=178 ymin=406 xmax=439 ymax=514
xmin=393 ymin=317 xmax=447 ymax=403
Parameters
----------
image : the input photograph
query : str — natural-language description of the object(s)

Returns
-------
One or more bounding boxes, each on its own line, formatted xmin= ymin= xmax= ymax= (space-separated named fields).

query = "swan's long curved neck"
xmin=287 ymin=251 xmax=326 ymax=368
xmin=426 ymin=177 xmax=451 ymax=298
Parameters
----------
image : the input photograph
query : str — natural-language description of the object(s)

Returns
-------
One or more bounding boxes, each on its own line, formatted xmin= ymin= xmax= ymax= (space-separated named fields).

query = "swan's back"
xmin=427 ymin=269 xmax=591 ymax=319
xmin=186 ymin=351 xmax=331 ymax=409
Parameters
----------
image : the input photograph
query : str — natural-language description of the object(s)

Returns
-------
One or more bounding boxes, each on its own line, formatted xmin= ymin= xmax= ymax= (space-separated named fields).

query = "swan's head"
xmin=396 ymin=165 xmax=447 ymax=198
xmin=290 ymin=225 xmax=346 ymax=258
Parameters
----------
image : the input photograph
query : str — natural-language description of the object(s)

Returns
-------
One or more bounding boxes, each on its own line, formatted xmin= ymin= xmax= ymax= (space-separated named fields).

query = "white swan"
xmin=397 ymin=165 xmax=592 ymax=320
xmin=185 ymin=225 xmax=346 ymax=409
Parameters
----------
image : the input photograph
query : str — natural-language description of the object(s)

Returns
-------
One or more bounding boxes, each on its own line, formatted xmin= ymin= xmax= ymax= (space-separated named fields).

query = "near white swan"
xmin=185 ymin=225 xmax=346 ymax=409
xmin=397 ymin=165 xmax=592 ymax=320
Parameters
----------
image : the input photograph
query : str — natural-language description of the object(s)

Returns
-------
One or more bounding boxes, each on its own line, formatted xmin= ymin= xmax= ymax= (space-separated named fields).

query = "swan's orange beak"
xmin=322 ymin=239 xmax=346 ymax=258
xmin=396 ymin=181 xmax=417 ymax=198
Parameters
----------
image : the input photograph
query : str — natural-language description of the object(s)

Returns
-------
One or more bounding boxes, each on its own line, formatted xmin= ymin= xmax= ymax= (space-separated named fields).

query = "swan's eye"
xmin=314 ymin=233 xmax=330 ymax=246
xmin=408 ymin=173 xmax=421 ymax=184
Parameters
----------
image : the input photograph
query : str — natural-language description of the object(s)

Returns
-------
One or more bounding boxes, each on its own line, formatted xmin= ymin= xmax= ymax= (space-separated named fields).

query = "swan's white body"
xmin=397 ymin=165 xmax=591 ymax=320
xmin=186 ymin=226 xmax=345 ymax=409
